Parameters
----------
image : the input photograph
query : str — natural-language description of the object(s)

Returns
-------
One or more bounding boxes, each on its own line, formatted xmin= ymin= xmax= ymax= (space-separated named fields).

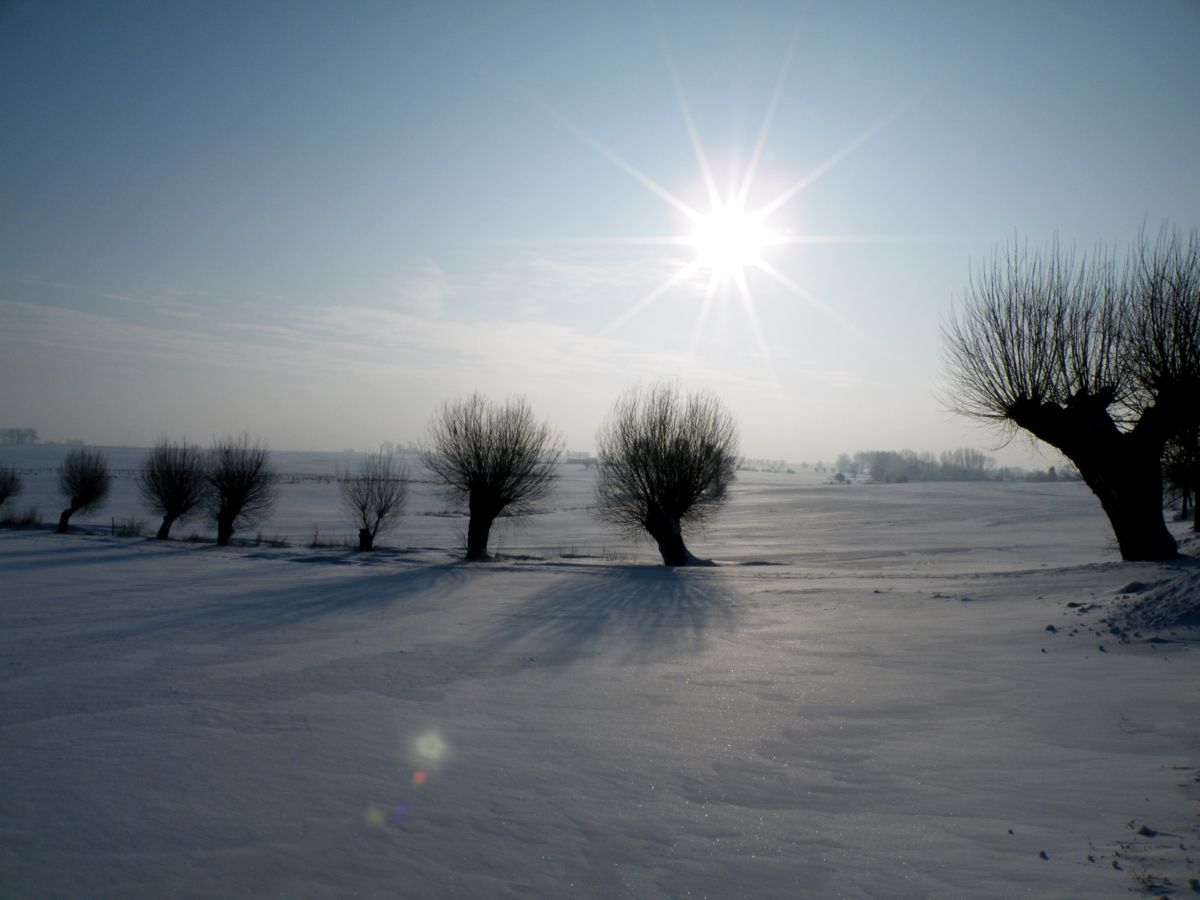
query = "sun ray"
xmin=662 ymin=51 xmax=722 ymax=210
xmin=733 ymin=267 xmax=776 ymax=371
xmin=752 ymin=258 xmax=866 ymax=339
xmin=600 ymin=257 xmax=704 ymax=335
xmin=528 ymin=94 xmax=700 ymax=221
xmin=770 ymin=232 xmax=947 ymax=246
xmin=687 ymin=271 xmax=722 ymax=360
xmin=652 ymin=12 xmax=723 ymax=211
xmin=511 ymin=39 xmax=927 ymax=363
xmin=755 ymin=87 xmax=928 ymax=221
xmin=736 ymin=23 xmax=803 ymax=208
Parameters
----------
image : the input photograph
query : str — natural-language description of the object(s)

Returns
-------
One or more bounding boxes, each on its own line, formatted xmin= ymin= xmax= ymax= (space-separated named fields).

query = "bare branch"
xmin=339 ymin=451 xmax=409 ymax=551
xmin=1126 ymin=224 xmax=1200 ymax=437
xmin=941 ymin=237 xmax=1126 ymax=428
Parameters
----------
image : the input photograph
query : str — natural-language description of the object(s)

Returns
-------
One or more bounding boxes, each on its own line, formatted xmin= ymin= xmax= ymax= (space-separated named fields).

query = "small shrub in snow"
xmin=309 ymin=528 xmax=356 ymax=549
xmin=0 ymin=506 xmax=40 ymax=528
xmin=0 ymin=465 xmax=21 ymax=506
xmin=112 ymin=517 xmax=146 ymax=538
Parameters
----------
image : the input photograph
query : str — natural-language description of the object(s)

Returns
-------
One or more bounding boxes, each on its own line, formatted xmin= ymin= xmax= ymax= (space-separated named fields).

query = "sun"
xmin=686 ymin=198 xmax=777 ymax=283
xmin=542 ymin=31 xmax=912 ymax=353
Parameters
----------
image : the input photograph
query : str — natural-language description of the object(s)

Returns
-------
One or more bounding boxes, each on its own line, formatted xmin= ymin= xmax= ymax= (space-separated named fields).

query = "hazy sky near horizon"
xmin=2 ymin=1 xmax=1197 ymax=463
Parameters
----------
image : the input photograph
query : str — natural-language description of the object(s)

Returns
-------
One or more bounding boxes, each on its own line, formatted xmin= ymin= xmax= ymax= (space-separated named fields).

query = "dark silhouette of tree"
xmin=56 ymin=448 xmax=111 ymax=533
xmin=943 ymin=226 xmax=1200 ymax=560
xmin=207 ymin=434 xmax=278 ymax=546
xmin=595 ymin=383 xmax=738 ymax=566
xmin=139 ymin=438 xmax=210 ymax=540
xmin=0 ymin=465 xmax=21 ymax=506
xmin=1164 ymin=426 xmax=1199 ymax=530
xmin=339 ymin=450 xmax=408 ymax=551
xmin=421 ymin=393 xmax=561 ymax=561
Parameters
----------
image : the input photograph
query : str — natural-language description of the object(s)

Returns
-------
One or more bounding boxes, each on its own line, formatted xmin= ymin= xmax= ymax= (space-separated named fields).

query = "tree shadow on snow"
xmin=0 ymin=537 xmax=181 ymax=571
xmin=483 ymin=565 xmax=739 ymax=665
xmin=96 ymin=562 xmax=470 ymax=641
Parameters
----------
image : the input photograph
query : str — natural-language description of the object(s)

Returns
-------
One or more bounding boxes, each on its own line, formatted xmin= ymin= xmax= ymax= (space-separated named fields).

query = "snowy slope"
xmin=1 ymin=463 xmax=1197 ymax=898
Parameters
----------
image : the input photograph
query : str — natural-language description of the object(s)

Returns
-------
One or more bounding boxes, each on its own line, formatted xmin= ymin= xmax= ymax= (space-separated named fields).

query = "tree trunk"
xmin=1074 ymin=451 xmax=1177 ymax=561
xmin=358 ymin=528 xmax=373 ymax=552
xmin=156 ymin=514 xmax=177 ymax=540
xmin=216 ymin=512 xmax=235 ymax=546
xmin=465 ymin=510 xmax=493 ymax=561
xmin=1010 ymin=398 xmax=1177 ymax=561
xmin=1193 ymin=461 xmax=1200 ymax=531
xmin=56 ymin=504 xmax=78 ymax=534
xmin=647 ymin=513 xmax=691 ymax=566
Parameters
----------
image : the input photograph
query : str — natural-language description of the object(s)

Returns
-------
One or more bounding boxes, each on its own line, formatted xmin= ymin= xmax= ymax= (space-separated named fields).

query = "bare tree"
xmin=0 ymin=465 xmax=21 ymax=506
xmin=943 ymin=226 xmax=1200 ymax=560
xmin=207 ymin=434 xmax=278 ymax=546
xmin=594 ymin=383 xmax=739 ymax=566
xmin=139 ymin=438 xmax=210 ymax=540
xmin=339 ymin=450 xmax=409 ymax=551
xmin=56 ymin=448 xmax=112 ymax=533
xmin=421 ymin=393 xmax=562 ymax=561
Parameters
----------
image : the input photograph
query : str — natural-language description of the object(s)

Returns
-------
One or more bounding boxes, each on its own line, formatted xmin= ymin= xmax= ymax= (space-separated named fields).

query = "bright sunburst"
xmin=540 ymin=30 xmax=917 ymax=361
xmin=686 ymin=197 xmax=778 ymax=284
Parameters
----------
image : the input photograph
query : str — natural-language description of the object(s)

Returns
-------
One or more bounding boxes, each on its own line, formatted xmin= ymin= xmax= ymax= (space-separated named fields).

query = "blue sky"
xmin=2 ymin=0 xmax=1197 ymax=462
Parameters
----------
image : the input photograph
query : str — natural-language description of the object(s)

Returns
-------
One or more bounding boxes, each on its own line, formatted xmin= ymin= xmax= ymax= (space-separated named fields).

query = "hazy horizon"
xmin=2 ymin=1 xmax=1197 ymax=468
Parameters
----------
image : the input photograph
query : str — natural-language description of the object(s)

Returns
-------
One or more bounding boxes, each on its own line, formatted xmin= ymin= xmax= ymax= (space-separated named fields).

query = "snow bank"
xmin=1104 ymin=566 xmax=1200 ymax=635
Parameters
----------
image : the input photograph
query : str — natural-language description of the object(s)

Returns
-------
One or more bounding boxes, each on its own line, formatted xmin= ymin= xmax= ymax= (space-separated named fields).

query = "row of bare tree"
xmin=39 ymin=435 xmax=280 ymax=544
xmin=4 ymin=384 xmax=739 ymax=565
xmin=944 ymin=224 xmax=1199 ymax=559
xmin=9 ymin=219 xmax=1193 ymax=565
xmin=421 ymin=384 xmax=737 ymax=564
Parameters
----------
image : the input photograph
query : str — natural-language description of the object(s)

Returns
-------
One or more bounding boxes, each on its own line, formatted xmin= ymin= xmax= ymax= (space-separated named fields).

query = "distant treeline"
xmin=737 ymin=457 xmax=792 ymax=473
xmin=831 ymin=449 xmax=1078 ymax=484
xmin=0 ymin=428 xmax=38 ymax=445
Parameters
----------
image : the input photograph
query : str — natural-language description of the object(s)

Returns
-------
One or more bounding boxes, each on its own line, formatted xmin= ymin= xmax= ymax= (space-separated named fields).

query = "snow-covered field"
xmin=1 ymin=446 xmax=1197 ymax=898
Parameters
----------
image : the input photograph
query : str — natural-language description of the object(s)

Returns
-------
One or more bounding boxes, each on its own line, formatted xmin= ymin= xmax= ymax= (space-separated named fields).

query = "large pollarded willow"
xmin=56 ymin=448 xmax=111 ymax=534
xmin=421 ymin=393 xmax=562 ymax=561
xmin=595 ymin=383 xmax=739 ymax=566
xmin=139 ymin=438 xmax=209 ymax=540
xmin=207 ymin=434 xmax=278 ymax=546
xmin=943 ymin=225 xmax=1200 ymax=560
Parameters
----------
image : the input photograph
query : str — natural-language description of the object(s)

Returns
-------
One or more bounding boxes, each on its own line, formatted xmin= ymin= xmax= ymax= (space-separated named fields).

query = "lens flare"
xmin=364 ymin=804 xmax=387 ymax=828
xmin=413 ymin=729 xmax=448 ymax=764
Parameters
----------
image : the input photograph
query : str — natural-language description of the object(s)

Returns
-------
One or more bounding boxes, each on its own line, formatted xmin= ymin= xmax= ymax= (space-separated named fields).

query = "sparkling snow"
xmin=1 ymin=450 xmax=1197 ymax=898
